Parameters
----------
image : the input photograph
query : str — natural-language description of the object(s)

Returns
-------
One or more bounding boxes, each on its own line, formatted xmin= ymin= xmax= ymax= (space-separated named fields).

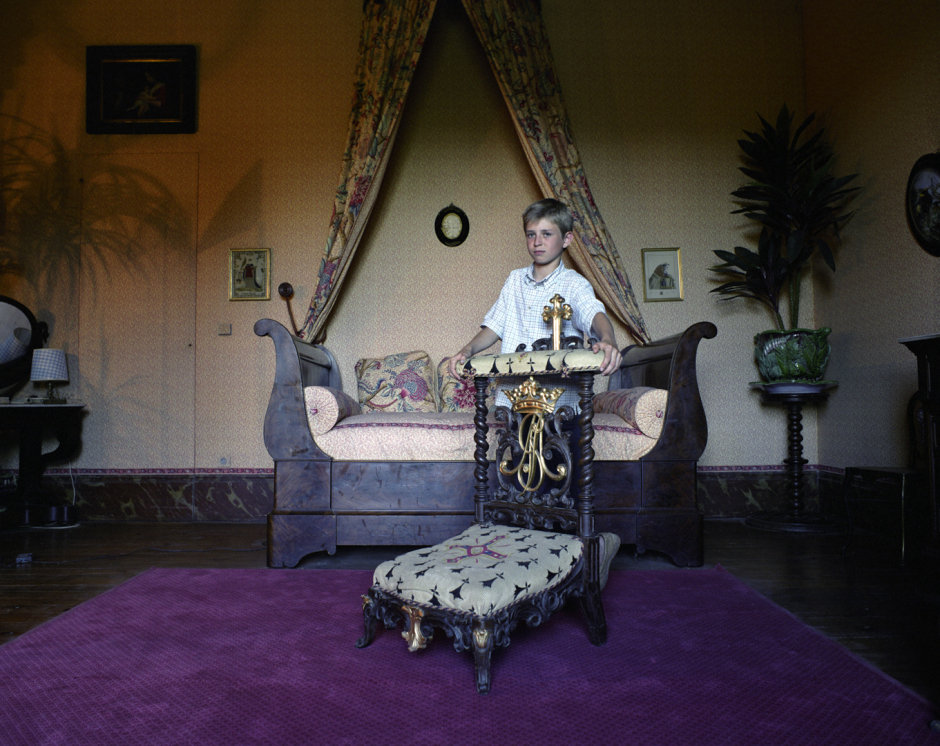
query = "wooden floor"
xmin=2 ymin=518 xmax=938 ymax=706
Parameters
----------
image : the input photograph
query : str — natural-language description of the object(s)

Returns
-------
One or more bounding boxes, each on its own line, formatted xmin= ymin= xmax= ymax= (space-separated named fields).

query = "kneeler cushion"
xmin=373 ymin=523 xmax=616 ymax=617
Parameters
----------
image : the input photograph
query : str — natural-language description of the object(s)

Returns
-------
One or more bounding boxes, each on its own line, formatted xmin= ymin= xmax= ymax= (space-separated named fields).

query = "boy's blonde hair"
xmin=522 ymin=198 xmax=574 ymax=235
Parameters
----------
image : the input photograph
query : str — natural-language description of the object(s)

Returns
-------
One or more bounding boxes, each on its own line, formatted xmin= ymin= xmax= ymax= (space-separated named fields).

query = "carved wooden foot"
xmin=579 ymin=583 xmax=608 ymax=646
xmin=355 ymin=593 xmax=378 ymax=648
xmin=402 ymin=605 xmax=432 ymax=652
xmin=472 ymin=620 xmax=495 ymax=694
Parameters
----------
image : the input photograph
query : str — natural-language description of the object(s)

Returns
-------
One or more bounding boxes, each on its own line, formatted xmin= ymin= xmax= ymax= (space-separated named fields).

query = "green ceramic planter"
xmin=754 ymin=327 xmax=832 ymax=382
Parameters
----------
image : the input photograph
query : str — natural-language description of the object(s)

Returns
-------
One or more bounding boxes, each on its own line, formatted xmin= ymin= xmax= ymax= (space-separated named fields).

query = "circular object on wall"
xmin=906 ymin=152 xmax=940 ymax=256
xmin=434 ymin=204 xmax=470 ymax=247
xmin=0 ymin=295 xmax=45 ymax=392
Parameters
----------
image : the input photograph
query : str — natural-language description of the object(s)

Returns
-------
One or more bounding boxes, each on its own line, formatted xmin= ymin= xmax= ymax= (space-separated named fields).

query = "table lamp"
xmin=30 ymin=348 xmax=68 ymax=404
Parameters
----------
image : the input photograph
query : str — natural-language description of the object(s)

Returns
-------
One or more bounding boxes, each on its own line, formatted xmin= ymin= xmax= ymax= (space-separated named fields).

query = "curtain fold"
xmin=301 ymin=0 xmax=438 ymax=343
xmin=459 ymin=0 xmax=651 ymax=344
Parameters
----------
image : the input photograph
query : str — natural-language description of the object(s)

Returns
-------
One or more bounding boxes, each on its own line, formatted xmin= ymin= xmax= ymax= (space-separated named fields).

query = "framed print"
xmin=906 ymin=152 xmax=940 ymax=257
xmin=229 ymin=249 xmax=271 ymax=301
xmin=642 ymin=248 xmax=683 ymax=302
xmin=86 ymin=45 xmax=197 ymax=134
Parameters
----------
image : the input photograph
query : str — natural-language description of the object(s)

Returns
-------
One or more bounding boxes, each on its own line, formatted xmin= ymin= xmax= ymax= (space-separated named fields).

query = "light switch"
xmin=218 ymin=323 xmax=232 ymax=336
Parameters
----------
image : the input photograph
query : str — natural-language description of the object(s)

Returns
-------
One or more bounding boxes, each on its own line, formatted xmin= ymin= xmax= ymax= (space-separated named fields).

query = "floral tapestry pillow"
xmin=303 ymin=386 xmax=361 ymax=435
xmin=355 ymin=350 xmax=437 ymax=413
xmin=593 ymin=386 xmax=668 ymax=439
xmin=437 ymin=357 xmax=496 ymax=412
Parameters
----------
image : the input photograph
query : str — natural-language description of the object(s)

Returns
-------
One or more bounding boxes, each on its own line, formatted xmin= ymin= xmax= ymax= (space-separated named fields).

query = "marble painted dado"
xmin=23 ymin=466 xmax=850 ymax=523
xmin=697 ymin=466 xmax=838 ymax=518
xmin=41 ymin=470 xmax=274 ymax=522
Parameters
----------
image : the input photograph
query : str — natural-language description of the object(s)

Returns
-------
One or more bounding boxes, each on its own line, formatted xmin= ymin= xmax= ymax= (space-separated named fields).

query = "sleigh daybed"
xmin=254 ymin=318 xmax=716 ymax=569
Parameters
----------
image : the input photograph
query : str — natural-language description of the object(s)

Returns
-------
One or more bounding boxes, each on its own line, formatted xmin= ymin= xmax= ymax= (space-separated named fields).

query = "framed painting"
xmin=86 ymin=45 xmax=197 ymax=134
xmin=906 ymin=152 xmax=940 ymax=257
xmin=642 ymin=248 xmax=684 ymax=302
xmin=229 ymin=249 xmax=271 ymax=301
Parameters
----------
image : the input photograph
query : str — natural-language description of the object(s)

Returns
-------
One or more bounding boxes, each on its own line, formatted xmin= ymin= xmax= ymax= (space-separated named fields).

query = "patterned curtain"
xmin=300 ymin=0 xmax=439 ymax=342
xmin=460 ymin=0 xmax=651 ymax=343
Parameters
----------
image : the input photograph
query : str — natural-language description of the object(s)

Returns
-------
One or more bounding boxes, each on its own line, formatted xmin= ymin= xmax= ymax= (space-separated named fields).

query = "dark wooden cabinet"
xmin=899 ymin=334 xmax=940 ymax=589
xmin=0 ymin=402 xmax=85 ymax=526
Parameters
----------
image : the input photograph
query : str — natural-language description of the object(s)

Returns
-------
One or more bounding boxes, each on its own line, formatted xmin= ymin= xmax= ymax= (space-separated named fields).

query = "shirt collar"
xmin=525 ymin=258 xmax=566 ymax=286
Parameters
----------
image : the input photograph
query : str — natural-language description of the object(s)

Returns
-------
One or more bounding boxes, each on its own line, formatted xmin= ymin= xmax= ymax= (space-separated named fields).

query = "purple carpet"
xmin=0 ymin=567 xmax=935 ymax=745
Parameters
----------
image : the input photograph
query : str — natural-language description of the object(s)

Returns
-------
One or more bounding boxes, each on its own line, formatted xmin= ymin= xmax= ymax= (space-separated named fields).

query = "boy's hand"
xmin=589 ymin=313 xmax=621 ymax=376
xmin=448 ymin=328 xmax=500 ymax=380
xmin=447 ymin=352 xmax=469 ymax=379
xmin=592 ymin=340 xmax=622 ymax=376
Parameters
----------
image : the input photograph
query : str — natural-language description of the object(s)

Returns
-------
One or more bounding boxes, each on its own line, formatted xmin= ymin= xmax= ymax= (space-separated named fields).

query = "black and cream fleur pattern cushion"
xmin=373 ymin=523 xmax=583 ymax=616
xmin=465 ymin=348 xmax=603 ymax=378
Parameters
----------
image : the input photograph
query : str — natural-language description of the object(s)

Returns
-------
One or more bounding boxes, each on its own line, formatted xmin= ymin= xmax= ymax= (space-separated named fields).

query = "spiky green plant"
xmin=711 ymin=105 xmax=860 ymax=330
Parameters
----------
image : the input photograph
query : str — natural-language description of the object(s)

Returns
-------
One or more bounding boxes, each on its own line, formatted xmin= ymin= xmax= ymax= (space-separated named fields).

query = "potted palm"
xmin=710 ymin=105 xmax=859 ymax=382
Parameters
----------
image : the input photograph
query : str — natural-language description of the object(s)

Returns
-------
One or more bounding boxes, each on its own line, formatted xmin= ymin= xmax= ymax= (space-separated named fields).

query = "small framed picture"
xmin=642 ymin=248 xmax=683 ymax=302
xmin=229 ymin=249 xmax=271 ymax=301
xmin=86 ymin=45 xmax=197 ymax=134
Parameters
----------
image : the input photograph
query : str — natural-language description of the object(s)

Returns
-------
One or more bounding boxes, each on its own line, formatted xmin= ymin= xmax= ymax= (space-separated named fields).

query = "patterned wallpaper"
xmin=325 ymin=0 xmax=808 ymax=469
xmin=805 ymin=0 xmax=940 ymax=470
xmin=1 ymin=0 xmax=933 ymax=475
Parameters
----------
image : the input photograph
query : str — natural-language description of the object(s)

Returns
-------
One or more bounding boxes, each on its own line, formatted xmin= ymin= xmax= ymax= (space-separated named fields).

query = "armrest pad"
xmin=303 ymin=386 xmax=361 ymax=435
xmin=594 ymin=387 xmax=668 ymax=439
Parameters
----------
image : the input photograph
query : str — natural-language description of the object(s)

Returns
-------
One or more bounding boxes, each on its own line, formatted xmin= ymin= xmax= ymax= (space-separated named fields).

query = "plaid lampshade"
xmin=30 ymin=348 xmax=69 ymax=383
xmin=0 ymin=327 xmax=30 ymax=365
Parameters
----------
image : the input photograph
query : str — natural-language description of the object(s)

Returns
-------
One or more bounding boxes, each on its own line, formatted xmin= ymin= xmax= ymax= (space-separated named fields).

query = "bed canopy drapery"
xmin=300 ymin=0 xmax=651 ymax=346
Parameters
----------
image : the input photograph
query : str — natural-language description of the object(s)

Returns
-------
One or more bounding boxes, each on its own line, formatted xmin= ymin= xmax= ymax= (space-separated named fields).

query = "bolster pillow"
xmin=593 ymin=387 xmax=668 ymax=439
xmin=303 ymin=386 xmax=361 ymax=436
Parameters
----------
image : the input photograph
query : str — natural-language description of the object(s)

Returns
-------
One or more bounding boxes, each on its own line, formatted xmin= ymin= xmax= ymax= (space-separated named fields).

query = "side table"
xmin=746 ymin=382 xmax=842 ymax=533
xmin=0 ymin=401 xmax=86 ymax=527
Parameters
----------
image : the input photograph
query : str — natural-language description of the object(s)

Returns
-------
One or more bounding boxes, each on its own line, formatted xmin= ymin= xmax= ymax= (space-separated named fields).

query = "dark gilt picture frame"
xmin=229 ymin=249 xmax=271 ymax=301
xmin=434 ymin=204 xmax=470 ymax=247
xmin=906 ymin=152 xmax=940 ymax=257
xmin=86 ymin=45 xmax=197 ymax=134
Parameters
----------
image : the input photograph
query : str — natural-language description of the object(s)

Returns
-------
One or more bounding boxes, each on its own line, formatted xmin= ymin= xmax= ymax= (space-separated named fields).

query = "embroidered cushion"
xmin=303 ymin=386 xmax=361 ymax=436
xmin=593 ymin=386 xmax=668 ymax=439
xmin=437 ymin=357 xmax=496 ymax=412
xmin=355 ymin=350 xmax=437 ymax=413
xmin=373 ymin=523 xmax=583 ymax=616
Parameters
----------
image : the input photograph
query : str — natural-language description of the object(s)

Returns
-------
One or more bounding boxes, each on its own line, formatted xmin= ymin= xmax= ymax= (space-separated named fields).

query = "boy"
xmin=447 ymin=198 xmax=622 ymax=412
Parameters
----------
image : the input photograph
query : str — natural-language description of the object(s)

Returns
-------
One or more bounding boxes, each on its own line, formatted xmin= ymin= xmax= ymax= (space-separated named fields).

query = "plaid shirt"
xmin=482 ymin=260 xmax=605 ymax=411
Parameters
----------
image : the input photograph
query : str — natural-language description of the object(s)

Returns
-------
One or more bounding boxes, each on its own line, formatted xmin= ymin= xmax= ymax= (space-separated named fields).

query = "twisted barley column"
xmin=473 ymin=375 xmax=490 ymax=523
xmin=576 ymin=371 xmax=596 ymax=538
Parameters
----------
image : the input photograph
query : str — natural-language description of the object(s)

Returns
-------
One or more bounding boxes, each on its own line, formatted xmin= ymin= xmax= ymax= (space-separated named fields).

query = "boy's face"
xmin=525 ymin=218 xmax=572 ymax=273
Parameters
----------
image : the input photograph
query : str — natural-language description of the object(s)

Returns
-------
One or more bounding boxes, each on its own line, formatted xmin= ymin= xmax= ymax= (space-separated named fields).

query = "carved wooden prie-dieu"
xmin=357 ymin=350 xmax=610 ymax=693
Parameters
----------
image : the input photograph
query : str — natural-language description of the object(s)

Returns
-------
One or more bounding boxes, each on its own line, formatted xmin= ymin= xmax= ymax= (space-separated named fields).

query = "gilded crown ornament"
xmin=504 ymin=377 xmax=564 ymax=415
xmin=500 ymin=377 xmax=567 ymax=493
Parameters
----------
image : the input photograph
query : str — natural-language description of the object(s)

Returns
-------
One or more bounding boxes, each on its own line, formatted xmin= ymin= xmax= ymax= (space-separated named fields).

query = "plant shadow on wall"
xmin=0 ymin=115 xmax=191 ymax=308
xmin=709 ymin=106 xmax=860 ymax=383
xmin=0 ymin=115 xmax=191 ymax=460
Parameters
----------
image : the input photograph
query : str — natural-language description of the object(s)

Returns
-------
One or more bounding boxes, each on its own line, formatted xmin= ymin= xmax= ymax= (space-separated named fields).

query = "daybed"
xmin=254 ymin=318 xmax=716 ymax=568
